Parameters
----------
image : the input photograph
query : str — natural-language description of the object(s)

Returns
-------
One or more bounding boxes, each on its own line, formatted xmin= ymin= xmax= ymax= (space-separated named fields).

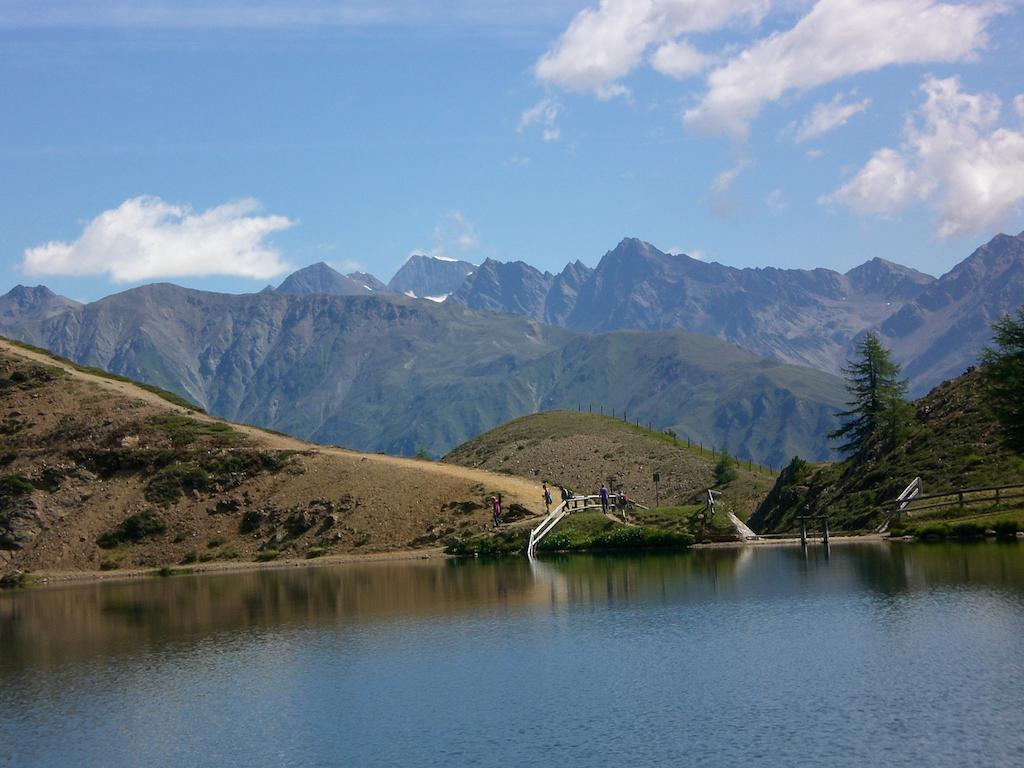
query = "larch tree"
xmin=980 ymin=308 xmax=1024 ymax=452
xmin=829 ymin=331 xmax=911 ymax=457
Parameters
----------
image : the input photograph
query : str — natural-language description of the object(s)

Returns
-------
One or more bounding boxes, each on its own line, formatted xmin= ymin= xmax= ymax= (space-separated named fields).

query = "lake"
xmin=2 ymin=543 xmax=1024 ymax=767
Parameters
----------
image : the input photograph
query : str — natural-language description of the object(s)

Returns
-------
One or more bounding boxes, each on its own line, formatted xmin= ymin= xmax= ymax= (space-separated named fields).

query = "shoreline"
xmin=10 ymin=534 xmax=900 ymax=589
xmin=694 ymin=533 xmax=887 ymax=549
xmin=11 ymin=546 xmax=450 ymax=589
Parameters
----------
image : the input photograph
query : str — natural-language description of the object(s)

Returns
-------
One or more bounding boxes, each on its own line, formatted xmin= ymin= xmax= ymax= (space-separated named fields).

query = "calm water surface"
xmin=2 ymin=543 xmax=1024 ymax=767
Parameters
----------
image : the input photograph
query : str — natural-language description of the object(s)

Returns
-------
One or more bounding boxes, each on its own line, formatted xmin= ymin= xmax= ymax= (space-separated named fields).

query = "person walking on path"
xmin=491 ymin=496 xmax=502 ymax=527
xmin=599 ymin=484 xmax=609 ymax=513
xmin=543 ymin=484 xmax=553 ymax=513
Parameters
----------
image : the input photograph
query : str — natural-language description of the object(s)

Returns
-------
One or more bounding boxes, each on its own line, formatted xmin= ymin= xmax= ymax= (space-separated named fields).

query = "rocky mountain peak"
xmin=844 ymin=256 xmax=936 ymax=300
xmin=276 ymin=262 xmax=374 ymax=296
xmin=387 ymin=253 xmax=475 ymax=298
xmin=1 ymin=284 xmax=81 ymax=323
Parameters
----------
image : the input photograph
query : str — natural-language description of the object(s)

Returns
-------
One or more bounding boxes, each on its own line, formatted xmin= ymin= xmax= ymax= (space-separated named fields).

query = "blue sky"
xmin=2 ymin=0 xmax=1023 ymax=302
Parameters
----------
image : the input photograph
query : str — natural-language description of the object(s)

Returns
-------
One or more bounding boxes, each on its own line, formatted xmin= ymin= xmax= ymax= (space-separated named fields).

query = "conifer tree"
xmin=713 ymin=451 xmax=738 ymax=486
xmin=980 ymin=308 xmax=1024 ymax=451
xmin=829 ymin=332 xmax=910 ymax=457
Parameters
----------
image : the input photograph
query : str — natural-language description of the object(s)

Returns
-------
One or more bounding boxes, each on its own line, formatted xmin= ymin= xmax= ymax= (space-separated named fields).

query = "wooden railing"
xmin=890 ymin=482 xmax=1024 ymax=519
xmin=527 ymin=494 xmax=648 ymax=557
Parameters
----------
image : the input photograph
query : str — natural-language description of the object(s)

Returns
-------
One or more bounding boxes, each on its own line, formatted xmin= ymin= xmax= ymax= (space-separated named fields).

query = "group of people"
xmin=490 ymin=483 xmax=634 ymax=530
xmin=541 ymin=483 xmax=630 ymax=515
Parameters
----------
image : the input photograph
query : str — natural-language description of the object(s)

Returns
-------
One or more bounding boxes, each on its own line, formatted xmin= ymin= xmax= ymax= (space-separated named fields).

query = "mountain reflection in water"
xmin=3 ymin=543 xmax=1024 ymax=768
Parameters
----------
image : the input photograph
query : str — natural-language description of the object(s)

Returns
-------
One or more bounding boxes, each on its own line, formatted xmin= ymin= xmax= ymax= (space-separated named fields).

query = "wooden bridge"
xmin=527 ymin=494 xmax=647 ymax=558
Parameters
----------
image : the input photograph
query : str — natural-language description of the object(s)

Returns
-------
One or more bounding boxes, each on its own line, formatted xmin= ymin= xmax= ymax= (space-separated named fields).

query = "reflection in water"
xmin=2 ymin=544 xmax=1024 ymax=768
xmin=4 ymin=544 xmax=1024 ymax=674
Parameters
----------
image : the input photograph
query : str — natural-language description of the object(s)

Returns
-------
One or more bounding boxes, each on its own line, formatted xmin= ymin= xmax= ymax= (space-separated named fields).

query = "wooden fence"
xmin=890 ymin=483 xmax=1024 ymax=519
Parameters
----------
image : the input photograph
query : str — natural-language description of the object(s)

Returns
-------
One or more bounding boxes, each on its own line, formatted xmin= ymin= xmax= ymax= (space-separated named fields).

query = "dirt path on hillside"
xmin=0 ymin=338 xmax=543 ymax=506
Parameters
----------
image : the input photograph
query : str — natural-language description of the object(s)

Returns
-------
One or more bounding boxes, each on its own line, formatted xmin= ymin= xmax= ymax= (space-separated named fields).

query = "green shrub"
xmin=714 ymin=453 xmax=739 ymax=486
xmin=206 ymin=536 xmax=226 ymax=549
xmin=97 ymin=511 xmax=166 ymax=549
xmin=0 ymin=571 xmax=28 ymax=589
xmin=949 ymin=521 xmax=987 ymax=539
xmin=992 ymin=520 xmax=1022 ymax=538
xmin=180 ymin=550 xmax=198 ymax=564
xmin=256 ymin=549 xmax=280 ymax=562
xmin=99 ymin=559 xmax=120 ymax=571
xmin=144 ymin=463 xmax=210 ymax=504
xmin=535 ymin=525 xmax=694 ymax=552
xmin=917 ymin=523 xmax=949 ymax=539
xmin=305 ymin=547 xmax=327 ymax=559
xmin=0 ymin=474 xmax=35 ymax=498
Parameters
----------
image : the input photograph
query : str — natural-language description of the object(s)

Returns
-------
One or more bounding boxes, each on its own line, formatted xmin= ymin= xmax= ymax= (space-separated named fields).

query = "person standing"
xmin=599 ymin=484 xmax=609 ymax=513
xmin=491 ymin=496 xmax=502 ymax=527
xmin=543 ymin=483 xmax=552 ymax=513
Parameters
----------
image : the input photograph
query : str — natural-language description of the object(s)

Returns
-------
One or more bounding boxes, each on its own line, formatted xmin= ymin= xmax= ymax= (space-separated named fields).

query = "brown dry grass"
xmin=0 ymin=338 xmax=544 ymax=578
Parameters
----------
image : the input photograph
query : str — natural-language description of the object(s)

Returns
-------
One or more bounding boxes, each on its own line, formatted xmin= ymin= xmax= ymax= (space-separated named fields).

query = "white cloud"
xmin=822 ymin=148 xmax=921 ymax=215
xmin=822 ymin=76 xmax=1024 ymax=237
xmin=684 ymin=0 xmax=1003 ymax=137
xmin=1015 ymin=94 xmax=1024 ymax=120
xmin=765 ymin=187 xmax=788 ymax=213
xmin=805 ymin=148 xmax=825 ymax=160
xmin=708 ymin=157 xmax=750 ymax=217
xmin=518 ymin=98 xmax=562 ymax=142
xmin=534 ymin=0 xmax=768 ymax=97
xmin=794 ymin=92 xmax=871 ymax=142
xmin=710 ymin=158 xmax=748 ymax=195
xmin=650 ymin=39 xmax=712 ymax=79
xmin=22 ymin=196 xmax=294 ymax=282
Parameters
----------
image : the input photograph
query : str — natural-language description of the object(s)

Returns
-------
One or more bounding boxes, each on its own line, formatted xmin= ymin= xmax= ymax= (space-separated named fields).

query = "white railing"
xmin=527 ymin=500 xmax=569 ymax=558
xmin=527 ymin=493 xmax=648 ymax=557
xmin=896 ymin=476 xmax=923 ymax=510
xmin=879 ymin=476 xmax=923 ymax=532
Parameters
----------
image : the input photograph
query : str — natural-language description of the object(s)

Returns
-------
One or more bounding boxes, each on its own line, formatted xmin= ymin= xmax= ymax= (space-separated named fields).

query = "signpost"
xmin=653 ymin=472 xmax=660 ymax=507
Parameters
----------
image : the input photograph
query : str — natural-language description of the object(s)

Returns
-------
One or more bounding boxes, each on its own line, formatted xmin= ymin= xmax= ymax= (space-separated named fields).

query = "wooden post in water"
xmin=800 ymin=517 xmax=807 ymax=546
xmin=822 ymin=516 xmax=830 ymax=545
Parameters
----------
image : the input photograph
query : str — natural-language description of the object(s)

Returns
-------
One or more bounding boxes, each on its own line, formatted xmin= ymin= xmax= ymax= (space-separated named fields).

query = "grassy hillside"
xmin=750 ymin=367 xmax=1024 ymax=534
xmin=0 ymin=340 xmax=548 ymax=583
xmin=443 ymin=410 xmax=776 ymax=525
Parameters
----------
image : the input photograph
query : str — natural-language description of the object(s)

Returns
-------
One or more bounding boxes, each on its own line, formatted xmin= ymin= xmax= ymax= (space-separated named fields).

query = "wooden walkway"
xmin=528 ymin=494 xmax=646 ymax=557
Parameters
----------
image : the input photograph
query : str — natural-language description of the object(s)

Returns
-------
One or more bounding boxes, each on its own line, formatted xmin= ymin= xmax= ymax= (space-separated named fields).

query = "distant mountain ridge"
xmin=3 ymin=230 xmax=1021 ymax=460
xmin=882 ymin=231 xmax=1024 ymax=392
xmin=447 ymin=233 xmax=1024 ymax=395
xmin=247 ymin=232 xmax=1024 ymax=398
xmin=450 ymin=238 xmax=940 ymax=388
xmin=387 ymin=253 xmax=475 ymax=299
xmin=276 ymin=262 xmax=381 ymax=296
xmin=0 ymin=285 xmax=82 ymax=324
xmin=0 ymin=283 xmax=846 ymax=465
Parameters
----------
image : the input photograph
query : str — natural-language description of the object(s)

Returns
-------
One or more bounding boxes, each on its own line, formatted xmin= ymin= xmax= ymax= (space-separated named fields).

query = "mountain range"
xmin=257 ymin=230 xmax=1023 ymax=396
xmin=0 ymin=282 xmax=845 ymax=466
xmin=2 ymin=230 xmax=1021 ymax=464
xmin=445 ymin=234 xmax=1024 ymax=396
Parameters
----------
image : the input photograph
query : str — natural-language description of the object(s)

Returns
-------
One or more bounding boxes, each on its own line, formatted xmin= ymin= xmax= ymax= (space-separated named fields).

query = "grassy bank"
xmin=891 ymin=506 xmax=1024 ymax=540
xmin=445 ymin=509 xmax=701 ymax=557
